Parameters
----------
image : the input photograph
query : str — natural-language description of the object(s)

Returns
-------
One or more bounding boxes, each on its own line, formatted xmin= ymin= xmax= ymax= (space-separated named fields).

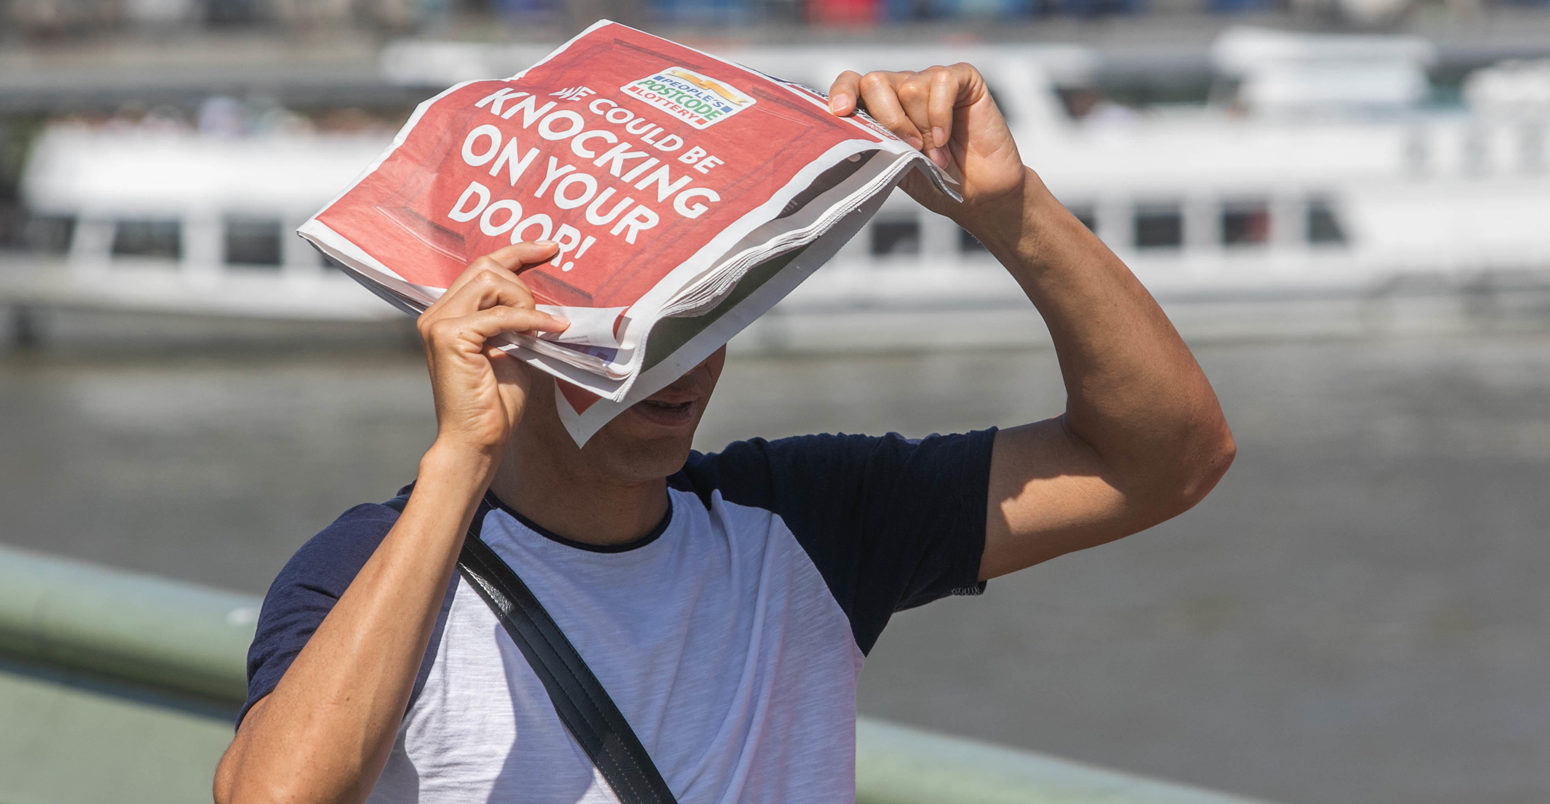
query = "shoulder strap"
xmin=383 ymin=494 xmax=677 ymax=804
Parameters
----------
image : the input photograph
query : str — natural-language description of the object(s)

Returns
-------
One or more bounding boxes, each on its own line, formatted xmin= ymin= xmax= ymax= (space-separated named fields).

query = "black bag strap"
xmin=384 ymin=494 xmax=677 ymax=804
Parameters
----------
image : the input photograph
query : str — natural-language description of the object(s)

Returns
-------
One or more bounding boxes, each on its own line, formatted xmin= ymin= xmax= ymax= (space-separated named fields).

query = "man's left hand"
xmin=827 ymin=63 xmax=1026 ymax=223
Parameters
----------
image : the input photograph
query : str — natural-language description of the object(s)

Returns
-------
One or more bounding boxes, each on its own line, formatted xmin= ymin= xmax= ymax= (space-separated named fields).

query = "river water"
xmin=3 ymin=328 xmax=1548 ymax=803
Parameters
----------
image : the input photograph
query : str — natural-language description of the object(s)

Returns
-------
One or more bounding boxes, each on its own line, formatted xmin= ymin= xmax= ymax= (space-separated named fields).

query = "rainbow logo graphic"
xmin=621 ymin=67 xmax=755 ymax=130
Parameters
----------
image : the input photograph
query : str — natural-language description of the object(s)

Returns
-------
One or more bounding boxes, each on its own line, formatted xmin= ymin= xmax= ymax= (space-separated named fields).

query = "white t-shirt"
xmin=243 ymin=431 xmax=994 ymax=802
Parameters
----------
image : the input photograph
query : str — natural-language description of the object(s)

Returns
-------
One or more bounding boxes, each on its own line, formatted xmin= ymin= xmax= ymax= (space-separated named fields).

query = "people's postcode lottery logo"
xmin=621 ymin=67 xmax=755 ymax=130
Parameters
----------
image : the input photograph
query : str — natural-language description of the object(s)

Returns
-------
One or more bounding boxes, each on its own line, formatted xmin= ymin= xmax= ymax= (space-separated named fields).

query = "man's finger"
xmin=856 ymin=71 xmax=922 ymax=150
xmin=828 ymin=70 xmax=862 ymax=116
xmin=926 ymin=68 xmax=959 ymax=151
xmin=436 ymin=262 xmax=540 ymax=316
xmin=423 ymin=305 xmax=570 ymax=352
xmin=442 ymin=241 xmax=560 ymax=297
xmin=430 ymin=242 xmax=561 ymax=319
xmin=894 ymin=71 xmax=939 ymax=147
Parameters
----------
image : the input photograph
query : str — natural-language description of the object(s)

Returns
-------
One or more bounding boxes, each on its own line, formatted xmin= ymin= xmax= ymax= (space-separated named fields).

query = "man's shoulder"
xmin=266 ymin=496 xmax=404 ymax=598
xmin=681 ymin=432 xmax=898 ymax=471
xmin=671 ymin=430 xmax=997 ymax=510
xmin=241 ymin=494 xmax=410 ymax=726
xmin=671 ymin=433 xmax=872 ymax=506
xmin=678 ymin=431 xmax=995 ymax=475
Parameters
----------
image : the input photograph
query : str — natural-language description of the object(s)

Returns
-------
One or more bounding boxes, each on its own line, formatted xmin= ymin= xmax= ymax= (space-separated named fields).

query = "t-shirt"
xmin=242 ymin=430 xmax=995 ymax=802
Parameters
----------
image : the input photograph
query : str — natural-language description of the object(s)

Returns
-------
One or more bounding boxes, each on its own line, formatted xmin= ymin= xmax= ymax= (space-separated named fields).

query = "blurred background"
xmin=1 ymin=1 xmax=1549 ymax=802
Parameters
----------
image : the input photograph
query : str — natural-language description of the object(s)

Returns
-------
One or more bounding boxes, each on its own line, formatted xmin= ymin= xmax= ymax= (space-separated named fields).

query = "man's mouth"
xmin=641 ymin=399 xmax=691 ymax=414
xmin=629 ymin=395 xmax=697 ymax=426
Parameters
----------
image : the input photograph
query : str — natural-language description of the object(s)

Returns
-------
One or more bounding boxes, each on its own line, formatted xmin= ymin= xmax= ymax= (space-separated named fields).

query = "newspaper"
xmin=300 ymin=20 xmax=956 ymax=444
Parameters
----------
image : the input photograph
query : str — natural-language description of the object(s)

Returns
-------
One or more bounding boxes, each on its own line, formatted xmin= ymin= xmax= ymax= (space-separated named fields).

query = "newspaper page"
xmin=300 ymin=20 xmax=953 ymax=443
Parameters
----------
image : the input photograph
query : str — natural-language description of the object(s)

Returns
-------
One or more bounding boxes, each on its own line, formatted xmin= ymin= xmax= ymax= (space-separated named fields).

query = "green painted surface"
xmin=856 ymin=719 xmax=1264 ymax=803
xmin=0 ymin=668 xmax=232 ymax=804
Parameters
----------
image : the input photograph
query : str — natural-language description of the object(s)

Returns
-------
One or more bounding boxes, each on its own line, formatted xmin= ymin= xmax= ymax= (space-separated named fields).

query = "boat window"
xmin=1056 ymin=87 xmax=1119 ymax=122
xmin=111 ymin=219 xmax=181 ymax=260
xmin=958 ymin=227 xmax=988 ymax=254
xmin=224 ymin=217 xmax=283 ymax=268
xmin=870 ymin=219 xmax=920 ymax=257
xmin=24 ymin=214 xmax=75 ymax=255
xmin=1134 ymin=203 xmax=1182 ymax=249
xmin=1307 ymin=198 xmax=1347 ymax=245
xmin=1221 ymin=200 xmax=1271 ymax=246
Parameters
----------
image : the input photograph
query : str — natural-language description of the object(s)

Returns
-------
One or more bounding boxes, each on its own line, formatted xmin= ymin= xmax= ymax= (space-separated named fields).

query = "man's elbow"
xmin=213 ymin=762 xmax=309 ymax=804
xmin=212 ymin=739 xmax=303 ymax=804
xmin=1160 ymin=416 xmax=1236 ymax=518
xmin=212 ymin=744 xmax=239 ymax=804
xmin=1117 ymin=413 xmax=1235 ymax=530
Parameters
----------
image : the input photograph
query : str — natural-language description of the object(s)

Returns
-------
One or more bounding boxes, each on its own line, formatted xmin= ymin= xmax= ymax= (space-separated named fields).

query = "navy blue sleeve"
xmin=675 ymin=429 xmax=996 ymax=655
xmin=237 ymin=501 xmax=400 ymax=726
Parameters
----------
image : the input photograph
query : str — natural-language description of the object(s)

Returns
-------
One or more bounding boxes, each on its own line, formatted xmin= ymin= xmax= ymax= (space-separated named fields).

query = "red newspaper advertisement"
xmin=300 ymin=20 xmax=952 ymax=444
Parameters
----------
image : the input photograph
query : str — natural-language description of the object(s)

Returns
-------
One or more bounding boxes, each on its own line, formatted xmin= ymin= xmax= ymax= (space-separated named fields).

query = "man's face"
xmin=585 ymin=345 xmax=727 ymax=481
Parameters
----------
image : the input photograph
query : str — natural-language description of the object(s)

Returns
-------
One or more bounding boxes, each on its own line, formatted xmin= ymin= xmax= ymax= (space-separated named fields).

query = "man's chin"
xmin=580 ymin=403 xmax=704 ymax=478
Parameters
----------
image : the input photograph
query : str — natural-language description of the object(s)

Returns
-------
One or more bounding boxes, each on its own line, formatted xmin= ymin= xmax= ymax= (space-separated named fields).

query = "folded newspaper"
xmin=301 ymin=20 xmax=956 ymax=444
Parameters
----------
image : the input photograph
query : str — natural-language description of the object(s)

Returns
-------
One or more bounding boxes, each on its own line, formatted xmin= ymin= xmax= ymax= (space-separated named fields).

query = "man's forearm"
xmin=971 ymin=168 xmax=1234 ymax=511
xmin=214 ymin=445 xmax=490 ymax=803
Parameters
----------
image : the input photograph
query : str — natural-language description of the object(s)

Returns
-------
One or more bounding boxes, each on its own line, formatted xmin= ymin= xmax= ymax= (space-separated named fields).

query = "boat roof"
xmin=378 ymin=38 xmax=1102 ymax=89
xmin=1212 ymin=26 xmax=1438 ymax=114
xmin=21 ymin=125 xmax=389 ymax=218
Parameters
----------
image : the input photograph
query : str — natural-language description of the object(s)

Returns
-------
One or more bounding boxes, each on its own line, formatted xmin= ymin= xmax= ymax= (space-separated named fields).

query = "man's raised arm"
xmin=828 ymin=64 xmax=1235 ymax=580
xmin=213 ymin=243 xmax=570 ymax=803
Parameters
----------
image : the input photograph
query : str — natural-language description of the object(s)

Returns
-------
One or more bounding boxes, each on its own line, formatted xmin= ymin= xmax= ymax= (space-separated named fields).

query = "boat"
xmin=3 ymin=125 xmax=395 ymax=321
xmin=4 ymin=27 xmax=1547 ymax=351
xmin=729 ymin=27 xmax=1550 ymax=347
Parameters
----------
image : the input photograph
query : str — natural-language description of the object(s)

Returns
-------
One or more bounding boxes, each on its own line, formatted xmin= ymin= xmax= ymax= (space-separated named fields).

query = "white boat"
xmin=6 ymin=126 xmax=394 ymax=323
xmin=5 ymin=27 xmax=1548 ymax=349
xmin=730 ymin=27 xmax=1550 ymax=346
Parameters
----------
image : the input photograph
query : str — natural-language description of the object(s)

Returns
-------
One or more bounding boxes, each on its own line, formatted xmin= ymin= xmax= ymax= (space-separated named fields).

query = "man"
xmin=214 ymin=63 xmax=1234 ymax=802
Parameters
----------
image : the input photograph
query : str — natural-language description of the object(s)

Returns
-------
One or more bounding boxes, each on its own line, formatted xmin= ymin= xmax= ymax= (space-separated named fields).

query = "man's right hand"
xmin=215 ymin=245 xmax=571 ymax=804
xmin=417 ymin=242 xmax=570 ymax=478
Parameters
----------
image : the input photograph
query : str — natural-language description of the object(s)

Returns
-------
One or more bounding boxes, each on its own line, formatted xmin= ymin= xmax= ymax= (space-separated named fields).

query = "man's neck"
xmin=487 ymin=449 xmax=670 ymax=549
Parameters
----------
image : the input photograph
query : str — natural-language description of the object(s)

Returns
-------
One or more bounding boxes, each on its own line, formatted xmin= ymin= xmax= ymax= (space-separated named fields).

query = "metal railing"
xmin=0 ymin=542 xmax=1265 ymax=803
